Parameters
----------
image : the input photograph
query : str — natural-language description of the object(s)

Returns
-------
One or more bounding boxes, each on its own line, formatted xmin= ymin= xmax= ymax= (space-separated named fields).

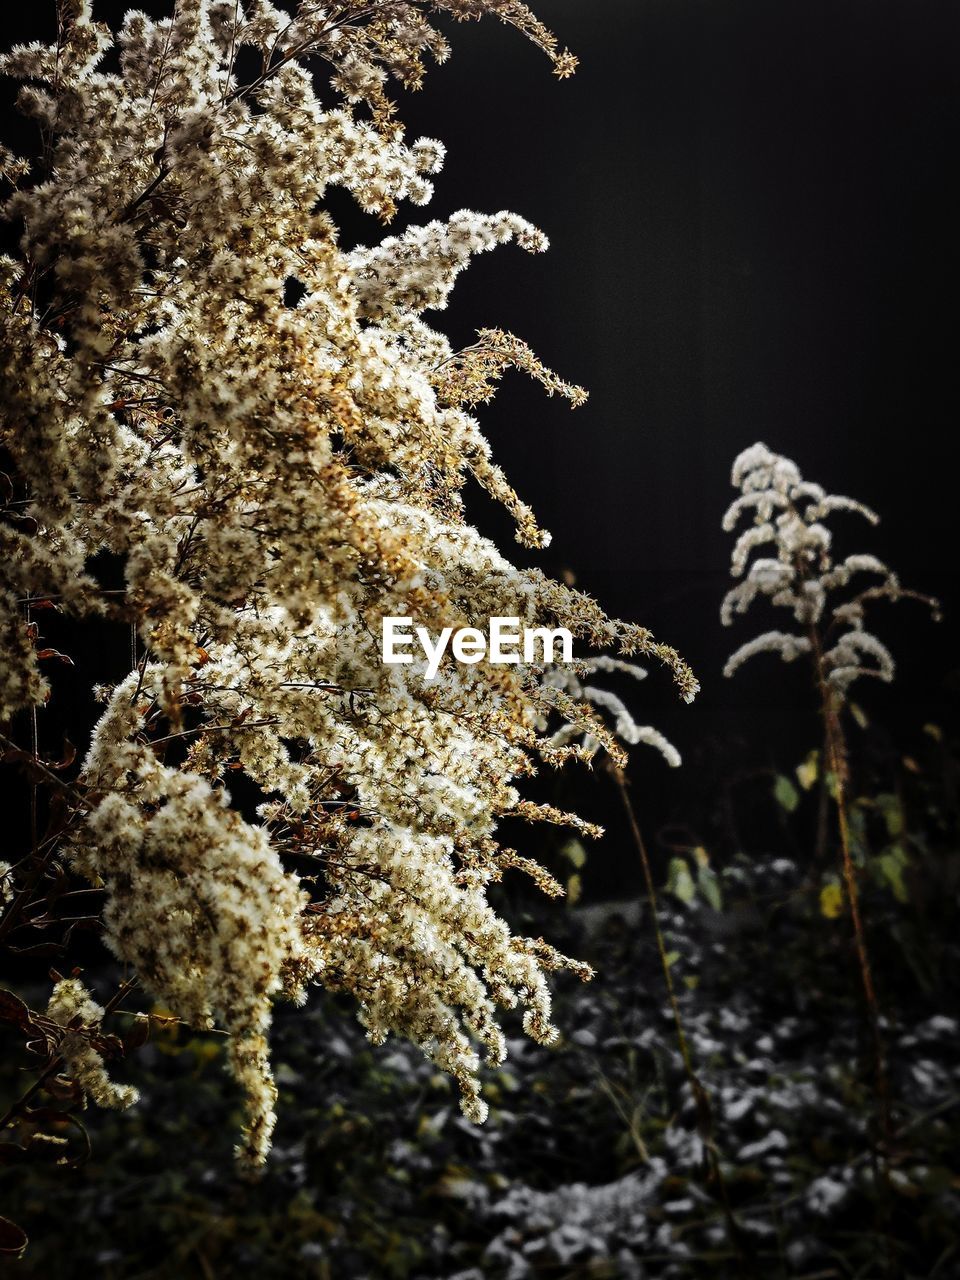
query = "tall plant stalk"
xmin=811 ymin=628 xmax=890 ymax=1144
xmin=610 ymin=764 xmax=757 ymax=1280
xmin=719 ymin=442 xmax=933 ymax=1275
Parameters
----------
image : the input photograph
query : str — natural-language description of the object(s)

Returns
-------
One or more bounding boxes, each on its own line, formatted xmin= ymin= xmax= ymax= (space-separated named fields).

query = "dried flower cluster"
xmin=721 ymin=442 xmax=938 ymax=695
xmin=0 ymin=2 xmax=694 ymax=1165
xmin=541 ymin=656 xmax=681 ymax=768
xmin=46 ymin=977 xmax=140 ymax=1112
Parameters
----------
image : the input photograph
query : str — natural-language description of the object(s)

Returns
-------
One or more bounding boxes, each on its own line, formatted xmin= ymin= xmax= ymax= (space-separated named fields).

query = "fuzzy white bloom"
xmin=0 ymin=2 xmax=694 ymax=1165
xmin=722 ymin=442 xmax=937 ymax=699
xmin=723 ymin=631 xmax=812 ymax=679
xmin=46 ymin=978 xmax=139 ymax=1112
xmin=542 ymin=657 xmax=681 ymax=767
xmin=824 ymin=629 xmax=896 ymax=693
xmin=347 ymin=210 xmax=548 ymax=319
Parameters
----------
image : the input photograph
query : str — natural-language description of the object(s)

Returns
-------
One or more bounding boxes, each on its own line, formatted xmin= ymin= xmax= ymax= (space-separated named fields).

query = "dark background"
xmin=4 ymin=0 xmax=959 ymax=879
xmin=392 ymin=0 xmax=960 ymax=861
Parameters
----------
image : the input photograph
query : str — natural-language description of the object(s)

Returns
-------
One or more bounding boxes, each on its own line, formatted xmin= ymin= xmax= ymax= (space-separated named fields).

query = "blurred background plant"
xmin=720 ymin=439 xmax=942 ymax=1212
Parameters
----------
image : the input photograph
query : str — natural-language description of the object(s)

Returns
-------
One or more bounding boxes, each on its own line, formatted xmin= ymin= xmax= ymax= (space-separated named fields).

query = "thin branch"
xmin=145 ymin=719 xmax=280 ymax=751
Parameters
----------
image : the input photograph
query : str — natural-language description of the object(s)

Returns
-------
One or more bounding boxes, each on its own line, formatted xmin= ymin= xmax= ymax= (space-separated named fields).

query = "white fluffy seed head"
xmin=721 ymin=442 xmax=936 ymax=697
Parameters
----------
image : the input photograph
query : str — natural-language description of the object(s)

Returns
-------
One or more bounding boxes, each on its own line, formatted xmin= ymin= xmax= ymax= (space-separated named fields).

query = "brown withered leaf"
xmin=20 ymin=1106 xmax=72 ymax=1130
xmin=0 ymin=991 xmax=57 ymax=1053
xmin=0 ymin=992 xmax=62 ymax=1060
xmin=124 ymin=1014 xmax=151 ymax=1051
xmin=7 ymin=513 xmax=38 ymax=536
xmin=0 ymin=1215 xmax=27 ymax=1257
xmin=35 ymin=648 xmax=75 ymax=666
xmin=42 ymin=790 xmax=71 ymax=841
xmin=90 ymin=1032 xmax=124 ymax=1061
xmin=45 ymin=738 xmax=77 ymax=771
xmin=44 ymin=1075 xmax=82 ymax=1104
xmin=22 ymin=1132 xmax=70 ymax=1164
xmin=22 ymin=1108 xmax=91 ymax=1168
xmin=0 ymin=989 xmax=32 ymax=1029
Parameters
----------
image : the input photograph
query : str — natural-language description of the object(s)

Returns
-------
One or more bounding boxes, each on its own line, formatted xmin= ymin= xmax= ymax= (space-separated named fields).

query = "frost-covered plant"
xmin=0 ymin=1 xmax=696 ymax=1168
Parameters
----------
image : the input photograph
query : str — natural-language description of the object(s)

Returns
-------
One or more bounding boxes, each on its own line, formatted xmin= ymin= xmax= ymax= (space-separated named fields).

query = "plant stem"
xmin=810 ymin=629 xmax=894 ymax=1273
xmin=810 ymin=634 xmax=891 ymax=1141
xmin=610 ymin=763 xmax=758 ymax=1279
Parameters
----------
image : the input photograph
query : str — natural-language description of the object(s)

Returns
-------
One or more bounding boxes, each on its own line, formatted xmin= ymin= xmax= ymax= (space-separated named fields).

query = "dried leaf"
xmin=0 ymin=1215 xmax=27 ymax=1257
xmin=124 ymin=1014 xmax=151 ymax=1051
xmin=45 ymin=738 xmax=77 ymax=770
xmin=35 ymin=648 xmax=75 ymax=666
xmin=0 ymin=989 xmax=33 ymax=1030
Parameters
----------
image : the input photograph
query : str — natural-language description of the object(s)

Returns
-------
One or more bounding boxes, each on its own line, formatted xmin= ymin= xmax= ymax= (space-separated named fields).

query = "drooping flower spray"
xmin=0 ymin=1 xmax=695 ymax=1168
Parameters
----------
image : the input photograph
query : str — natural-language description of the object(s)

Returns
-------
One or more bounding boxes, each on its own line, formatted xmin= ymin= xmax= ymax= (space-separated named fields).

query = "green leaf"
xmin=697 ymin=864 xmax=723 ymax=912
xmin=876 ymin=793 xmax=904 ymax=839
xmin=795 ymin=750 xmax=819 ymax=791
xmin=665 ymin=857 xmax=696 ymax=905
xmin=877 ymin=845 xmax=910 ymax=903
xmin=819 ymin=881 xmax=844 ymax=919
xmin=849 ymin=702 xmax=869 ymax=729
xmin=566 ymin=872 xmax=582 ymax=906
xmin=773 ymin=774 xmax=800 ymax=813
xmin=559 ymin=838 xmax=587 ymax=869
